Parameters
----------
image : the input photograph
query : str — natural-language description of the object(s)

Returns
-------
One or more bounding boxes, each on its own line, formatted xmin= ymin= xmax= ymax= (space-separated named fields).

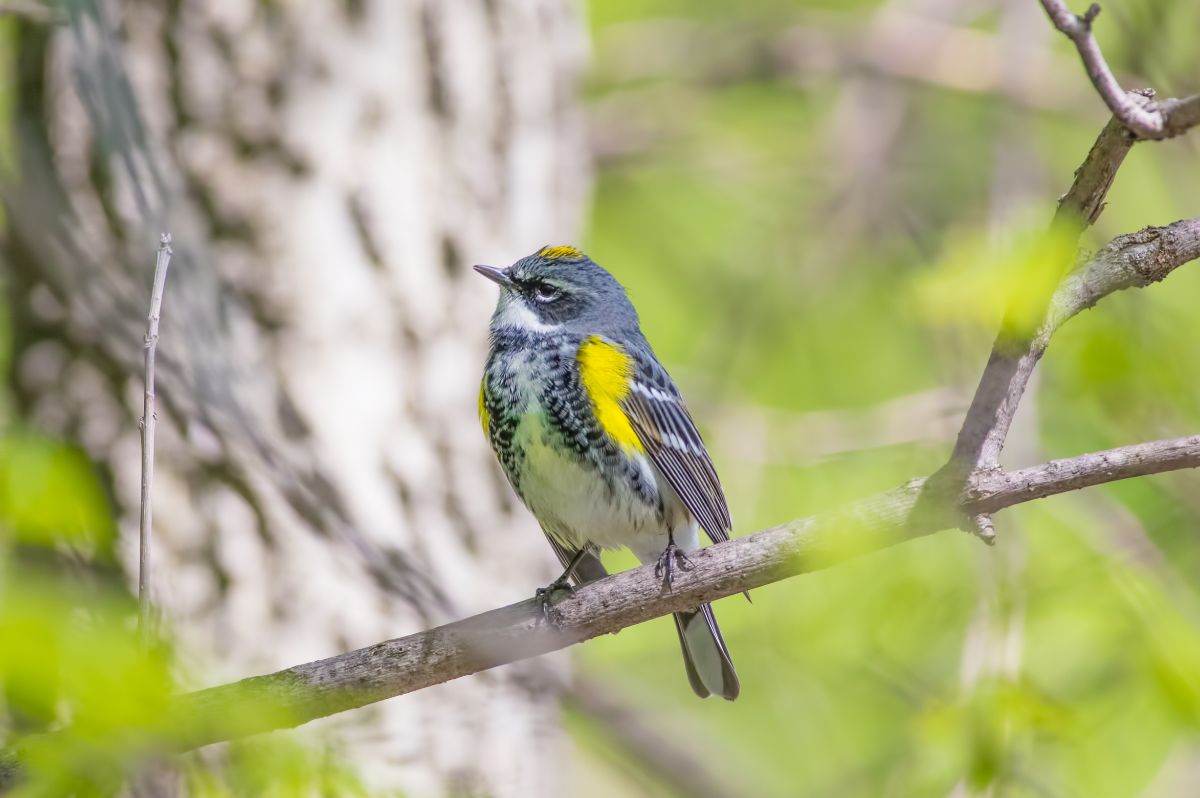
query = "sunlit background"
xmin=3 ymin=0 xmax=1200 ymax=796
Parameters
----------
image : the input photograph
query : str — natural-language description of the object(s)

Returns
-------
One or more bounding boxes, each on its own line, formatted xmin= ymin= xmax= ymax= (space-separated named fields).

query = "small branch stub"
xmin=138 ymin=233 xmax=173 ymax=639
xmin=969 ymin=514 xmax=997 ymax=546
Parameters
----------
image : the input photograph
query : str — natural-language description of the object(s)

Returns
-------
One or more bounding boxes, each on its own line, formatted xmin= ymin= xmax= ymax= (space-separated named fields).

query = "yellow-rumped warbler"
xmin=474 ymin=245 xmax=739 ymax=700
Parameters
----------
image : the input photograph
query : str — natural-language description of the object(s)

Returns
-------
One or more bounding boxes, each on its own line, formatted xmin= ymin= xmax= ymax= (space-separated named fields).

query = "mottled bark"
xmin=2 ymin=1 xmax=588 ymax=795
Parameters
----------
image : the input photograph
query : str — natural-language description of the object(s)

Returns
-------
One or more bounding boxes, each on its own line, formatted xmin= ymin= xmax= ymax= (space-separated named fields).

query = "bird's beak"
xmin=472 ymin=264 xmax=513 ymax=288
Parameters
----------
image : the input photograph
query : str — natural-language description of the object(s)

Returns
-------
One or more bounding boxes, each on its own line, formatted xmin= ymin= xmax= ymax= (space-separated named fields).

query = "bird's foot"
xmin=654 ymin=542 xmax=692 ymax=591
xmin=535 ymin=575 xmax=575 ymax=624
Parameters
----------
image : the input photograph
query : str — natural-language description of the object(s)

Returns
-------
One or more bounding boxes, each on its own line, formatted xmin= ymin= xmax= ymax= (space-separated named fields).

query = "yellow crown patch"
xmin=537 ymin=245 xmax=585 ymax=261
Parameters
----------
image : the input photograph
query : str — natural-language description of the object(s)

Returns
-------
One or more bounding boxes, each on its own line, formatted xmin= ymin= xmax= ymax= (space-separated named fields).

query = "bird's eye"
xmin=531 ymin=283 xmax=562 ymax=303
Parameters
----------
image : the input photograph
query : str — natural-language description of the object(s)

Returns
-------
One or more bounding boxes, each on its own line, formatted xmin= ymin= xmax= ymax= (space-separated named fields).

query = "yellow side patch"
xmin=538 ymin=245 xmax=584 ymax=261
xmin=478 ymin=379 xmax=490 ymax=439
xmin=577 ymin=336 xmax=644 ymax=452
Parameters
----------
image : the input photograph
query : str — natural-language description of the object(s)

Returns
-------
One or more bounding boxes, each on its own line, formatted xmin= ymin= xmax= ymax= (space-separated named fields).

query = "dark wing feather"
xmin=622 ymin=352 xmax=733 ymax=545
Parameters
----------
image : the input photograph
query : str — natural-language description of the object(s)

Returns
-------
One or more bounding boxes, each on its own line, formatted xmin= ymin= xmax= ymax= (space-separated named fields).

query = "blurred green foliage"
xmin=183 ymin=737 xmax=374 ymax=798
xmin=576 ymin=1 xmax=1200 ymax=796
xmin=0 ymin=352 xmax=377 ymax=793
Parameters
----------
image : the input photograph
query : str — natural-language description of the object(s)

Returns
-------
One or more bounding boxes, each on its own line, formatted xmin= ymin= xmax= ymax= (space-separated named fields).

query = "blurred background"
xmin=2 ymin=0 xmax=1200 ymax=796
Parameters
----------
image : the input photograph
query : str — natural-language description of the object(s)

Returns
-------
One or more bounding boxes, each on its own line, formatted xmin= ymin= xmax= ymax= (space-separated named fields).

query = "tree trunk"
xmin=3 ymin=0 xmax=589 ymax=794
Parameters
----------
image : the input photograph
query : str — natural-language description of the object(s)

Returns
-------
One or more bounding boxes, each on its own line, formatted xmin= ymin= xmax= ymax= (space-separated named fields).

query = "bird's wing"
xmin=621 ymin=349 xmax=733 ymax=545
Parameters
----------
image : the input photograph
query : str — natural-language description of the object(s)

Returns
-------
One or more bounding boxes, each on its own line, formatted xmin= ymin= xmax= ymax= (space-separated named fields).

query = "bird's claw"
xmin=535 ymin=576 xmax=575 ymax=624
xmin=654 ymin=542 xmax=692 ymax=591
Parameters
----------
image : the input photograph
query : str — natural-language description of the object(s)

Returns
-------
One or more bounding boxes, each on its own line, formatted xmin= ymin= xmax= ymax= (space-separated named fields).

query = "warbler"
xmin=475 ymin=245 xmax=739 ymax=700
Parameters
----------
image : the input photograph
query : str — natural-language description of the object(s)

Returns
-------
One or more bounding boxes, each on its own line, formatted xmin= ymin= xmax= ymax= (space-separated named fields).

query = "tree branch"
xmin=1050 ymin=219 xmax=1200 ymax=319
xmin=970 ymin=436 xmax=1200 ymax=513
xmin=1039 ymin=0 xmax=1200 ymax=139
xmin=942 ymin=50 xmax=1197 ymax=545
xmin=156 ymin=435 xmax=1200 ymax=751
xmin=945 ymin=51 xmax=1199 ymax=484
xmin=950 ymin=217 xmax=1200 ymax=480
xmin=949 ymin=110 xmax=1134 ymax=475
xmin=1052 ymin=111 xmax=1137 ymax=230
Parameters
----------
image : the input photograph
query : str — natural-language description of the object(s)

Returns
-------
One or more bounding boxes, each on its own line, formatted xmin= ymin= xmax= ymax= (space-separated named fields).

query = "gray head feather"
xmin=485 ymin=246 xmax=644 ymax=340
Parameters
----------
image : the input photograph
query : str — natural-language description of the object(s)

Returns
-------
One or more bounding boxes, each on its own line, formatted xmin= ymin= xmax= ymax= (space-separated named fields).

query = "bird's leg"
xmin=654 ymin=532 xmax=692 ymax=591
xmin=535 ymin=548 xmax=587 ymax=622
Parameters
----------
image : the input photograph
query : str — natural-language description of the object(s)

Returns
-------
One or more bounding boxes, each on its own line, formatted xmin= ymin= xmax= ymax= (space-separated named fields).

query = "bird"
xmin=474 ymin=244 xmax=739 ymax=700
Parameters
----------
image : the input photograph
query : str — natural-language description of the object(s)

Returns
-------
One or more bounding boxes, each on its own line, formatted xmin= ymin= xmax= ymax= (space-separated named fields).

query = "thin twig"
xmin=968 ymin=436 xmax=1200 ymax=513
xmin=1038 ymin=1 xmax=1155 ymax=135
xmin=1038 ymin=0 xmax=1200 ymax=140
xmin=138 ymin=233 xmax=173 ymax=638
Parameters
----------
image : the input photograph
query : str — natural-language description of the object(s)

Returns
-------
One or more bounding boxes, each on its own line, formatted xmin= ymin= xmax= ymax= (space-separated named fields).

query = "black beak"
xmin=472 ymin=264 xmax=513 ymax=288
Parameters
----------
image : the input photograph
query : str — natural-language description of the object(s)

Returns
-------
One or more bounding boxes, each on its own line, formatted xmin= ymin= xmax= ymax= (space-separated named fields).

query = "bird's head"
xmin=474 ymin=246 xmax=640 ymax=337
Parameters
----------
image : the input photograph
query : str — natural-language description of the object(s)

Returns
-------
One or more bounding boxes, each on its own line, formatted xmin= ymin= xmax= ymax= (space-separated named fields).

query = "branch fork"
xmin=1040 ymin=0 xmax=1200 ymax=139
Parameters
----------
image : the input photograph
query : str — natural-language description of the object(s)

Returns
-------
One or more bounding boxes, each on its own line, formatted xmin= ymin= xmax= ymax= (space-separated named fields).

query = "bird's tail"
xmin=672 ymin=603 xmax=739 ymax=700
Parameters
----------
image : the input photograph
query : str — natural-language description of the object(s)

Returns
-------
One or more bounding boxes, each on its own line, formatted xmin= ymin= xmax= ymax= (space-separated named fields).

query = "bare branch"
xmin=1039 ymin=0 xmax=1200 ymax=139
xmin=1050 ymin=219 xmax=1200 ymax=319
xmin=138 ymin=234 xmax=173 ymax=636
xmin=970 ymin=436 xmax=1200 ymax=513
xmin=146 ymin=434 xmax=1200 ymax=751
xmin=948 ymin=88 xmax=1198 ymax=474
xmin=963 ymin=218 xmax=1200 ymax=473
xmin=950 ymin=114 xmax=1131 ymax=472
xmin=1156 ymin=94 xmax=1200 ymax=139
xmin=1038 ymin=1 xmax=1154 ymax=135
xmin=1052 ymin=111 xmax=1137 ymax=230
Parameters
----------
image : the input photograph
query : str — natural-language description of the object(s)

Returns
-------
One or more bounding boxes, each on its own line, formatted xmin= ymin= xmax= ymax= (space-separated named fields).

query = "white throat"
xmin=492 ymin=291 xmax=560 ymax=333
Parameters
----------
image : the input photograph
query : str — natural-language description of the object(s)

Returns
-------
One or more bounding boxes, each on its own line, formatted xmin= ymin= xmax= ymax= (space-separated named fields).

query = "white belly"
xmin=515 ymin=412 xmax=696 ymax=562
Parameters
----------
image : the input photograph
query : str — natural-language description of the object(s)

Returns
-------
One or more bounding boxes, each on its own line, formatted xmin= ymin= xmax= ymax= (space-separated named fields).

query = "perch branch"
xmin=1039 ymin=0 xmax=1200 ymax=139
xmin=138 ymin=233 xmax=172 ymax=636
xmin=157 ymin=434 xmax=1200 ymax=750
xmin=157 ymin=220 xmax=1200 ymax=749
